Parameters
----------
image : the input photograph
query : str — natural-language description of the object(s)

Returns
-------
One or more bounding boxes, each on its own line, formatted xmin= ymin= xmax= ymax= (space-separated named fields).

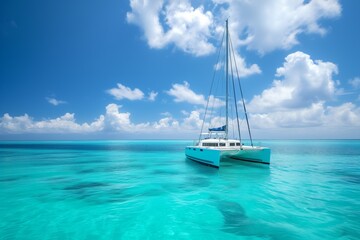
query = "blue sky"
xmin=0 ymin=0 xmax=359 ymax=140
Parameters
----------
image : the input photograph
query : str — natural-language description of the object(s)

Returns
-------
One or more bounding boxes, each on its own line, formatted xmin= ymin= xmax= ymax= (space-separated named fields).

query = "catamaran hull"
xmin=185 ymin=146 xmax=270 ymax=168
xmin=224 ymin=147 xmax=271 ymax=164
xmin=185 ymin=147 xmax=221 ymax=168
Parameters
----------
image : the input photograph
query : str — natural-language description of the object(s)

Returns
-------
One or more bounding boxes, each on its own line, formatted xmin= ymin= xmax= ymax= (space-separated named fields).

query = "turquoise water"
xmin=0 ymin=140 xmax=359 ymax=240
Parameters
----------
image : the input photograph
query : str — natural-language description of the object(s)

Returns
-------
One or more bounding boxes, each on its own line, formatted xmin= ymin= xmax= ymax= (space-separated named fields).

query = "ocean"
xmin=0 ymin=140 xmax=359 ymax=240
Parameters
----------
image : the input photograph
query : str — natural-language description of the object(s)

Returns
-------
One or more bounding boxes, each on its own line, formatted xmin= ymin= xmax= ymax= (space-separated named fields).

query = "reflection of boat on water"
xmin=185 ymin=20 xmax=270 ymax=168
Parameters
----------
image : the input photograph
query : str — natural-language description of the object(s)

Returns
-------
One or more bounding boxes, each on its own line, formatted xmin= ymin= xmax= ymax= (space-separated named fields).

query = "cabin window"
xmin=230 ymin=143 xmax=235 ymax=146
xmin=236 ymin=143 xmax=240 ymax=146
xmin=202 ymin=143 xmax=219 ymax=147
xmin=219 ymin=143 xmax=226 ymax=147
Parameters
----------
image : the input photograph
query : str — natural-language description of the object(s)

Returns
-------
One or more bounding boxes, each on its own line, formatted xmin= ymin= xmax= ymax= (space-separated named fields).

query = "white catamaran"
xmin=185 ymin=20 xmax=270 ymax=168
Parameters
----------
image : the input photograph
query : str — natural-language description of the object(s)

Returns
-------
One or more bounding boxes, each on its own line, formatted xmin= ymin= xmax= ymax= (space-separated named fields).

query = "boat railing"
xmin=200 ymin=131 xmax=227 ymax=140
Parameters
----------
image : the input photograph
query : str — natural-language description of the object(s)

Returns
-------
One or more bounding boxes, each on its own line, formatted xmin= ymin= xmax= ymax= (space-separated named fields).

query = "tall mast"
xmin=225 ymin=19 xmax=229 ymax=139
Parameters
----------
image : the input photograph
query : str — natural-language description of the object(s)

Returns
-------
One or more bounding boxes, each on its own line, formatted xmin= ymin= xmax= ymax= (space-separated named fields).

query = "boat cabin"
xmin=198 ymin=138 xmax=241 ymax=148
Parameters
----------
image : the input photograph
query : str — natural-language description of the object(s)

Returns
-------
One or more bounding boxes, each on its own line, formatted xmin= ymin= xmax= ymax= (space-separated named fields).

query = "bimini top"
xmin=209 ymin=125 xmax=226 ymax=132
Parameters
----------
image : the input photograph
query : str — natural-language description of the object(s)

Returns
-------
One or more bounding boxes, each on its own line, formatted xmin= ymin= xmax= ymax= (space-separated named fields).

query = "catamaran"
xmin=185 ymin=20 xmax=270 ymax=168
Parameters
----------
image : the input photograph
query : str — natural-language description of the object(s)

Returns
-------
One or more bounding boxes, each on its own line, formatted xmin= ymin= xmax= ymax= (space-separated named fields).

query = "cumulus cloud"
xmin=250 ymin=102 xmax=325 ymax=128
xmin=166 ymin=81 xmax=225 ymax=107
xmin=182 ymin=110 xmax=202 ymax=130
xmin=93 ymin=104 xmax=181 ymax=134
xmin=127 ymin=0 xmax=165 ymax=48
xmin=107 ymin=83 xmax=144 ymax=101
xmin=249 ymin=102 xmax=360 ymax=132
xmin=248 ymin=51 xmax=338 ymax=113
xmin=104 ymin=103 xmax=150 ymax=132
xmin=104 ymin=104 xmax=132 ymax=130
xmin=243 ymin=51 xmax=360 ymax=137
xmin=324 ymin=102 xmax=360 ymax=127
xmin=214 ymin=0 xmax=341 ymax=54
xmin=126 ymin=0 xmax=262 ymax=76
xmin=0 ymin=104 xmax=147 ymax=135
xmin=1 ymin=101 xmax=359 ymax=138
xmin=349 ymin=77 xmax=360 ymax=89
xmin=46 ymin=97 xmax=67 ymax=106
xmin=127 ymin=0 xmax=215 ymax=56
xmin=0 ymin=113 xmax=104 ymax=134
xmin=148 ymin=91 xmax=158 ymax=101
xmin=0 ymin=104 xmax=202 ymax=137
xmin=127 ymin=0 xmax=341 ymax=77
xmin=231 ymin=51 xmax=261 ymax=77
xmin=153 ymin=116 xmax=180 ymax=130
xmin=166 ymin=81 xmax=205 ymax=105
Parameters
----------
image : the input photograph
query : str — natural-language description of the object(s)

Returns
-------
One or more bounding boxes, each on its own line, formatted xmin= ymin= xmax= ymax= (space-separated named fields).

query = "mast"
xmin=225 ymin=19 xmax=229 ymax=139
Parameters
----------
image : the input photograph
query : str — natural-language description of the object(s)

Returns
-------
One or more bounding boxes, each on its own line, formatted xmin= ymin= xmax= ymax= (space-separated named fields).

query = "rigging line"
xmin=229 ymin=33 xmax=253 ymax=147
xmin=199 ymin=30 xmax=225 ymax=143
xmin=228 ymin=80 xmax=235 ymax=139
xmin=215 ymin=48 xmax=226 ymax=129
xmin=229 ymin=38 xmax=242 ymax=143
xmin=225 ymin=19 xmax=229 ymax=139
xmin=208 ymin=35 xmax=225 ymax=130
xmin=231 ymin=104 xmax=235 ymax=139
xmin=209 ymin=53 xmax=222 ymax=129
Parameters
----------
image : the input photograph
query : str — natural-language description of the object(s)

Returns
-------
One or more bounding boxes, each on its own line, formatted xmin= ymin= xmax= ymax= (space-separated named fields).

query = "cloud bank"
xmin=1 ymin=51 xmax=359 ymax=139
xmin=247 ymin=52 xmax=360 ymax=132
xmin=248 ymin=51 xmax=338 ymax=113
xmin=127 ymin=0 xmax=341 ymax=77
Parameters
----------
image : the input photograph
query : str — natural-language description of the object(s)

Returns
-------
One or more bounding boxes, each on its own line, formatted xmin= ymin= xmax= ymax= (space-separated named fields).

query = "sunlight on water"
xmin=0 ymin=140 xmax=359 ymax=239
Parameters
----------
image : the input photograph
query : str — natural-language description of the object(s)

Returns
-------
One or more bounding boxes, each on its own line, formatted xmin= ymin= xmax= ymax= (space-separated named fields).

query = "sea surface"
xmin=0 ymin=140 xmax=359 ymax=240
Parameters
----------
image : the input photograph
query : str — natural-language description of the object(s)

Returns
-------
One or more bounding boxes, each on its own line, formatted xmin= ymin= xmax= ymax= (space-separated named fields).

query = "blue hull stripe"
xmin=185 ymin=155 xmax=219 ymax=168
xmin=228 ymin=156 xmax=270 ymax=165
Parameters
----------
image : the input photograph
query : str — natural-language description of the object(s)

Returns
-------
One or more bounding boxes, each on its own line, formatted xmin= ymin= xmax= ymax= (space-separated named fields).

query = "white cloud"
xmin=166 ymin=81 xmax=206 ymax=105
xmin=214 ymin=62 xmax=223 ymax=71
xmin=208 ymin=95 xmax=226 ymax=108
xmin=153 ymin=116 xmax=180 ymax=130
xmin=163 ymin=0 xmax=215 ymax=56
xmin=231 ymin=50 xmax=261 ymax=77
xmin=0 ymin=113 xmax=32 ymax=133
xmin=182 ymin=110 xmax=202 ymax=130
xmin=214 ymin=0 xmax=341 ymax=54
xmin=248 ymin=51 xmax=338 ymax=113
xmin=1 ymin=100 xmax=359 ymax=138
xmin=250 ymin=102 xmax=325 ymax=129
xmin=104 ymin=103 xmax=150 ymax=132
xmin=46 ymin=97 xmax=66 ymax=106
xmin=104 ymin=104 xmax=132 ymax=130
xmin=127 ymin=0 xmax=165 ymax=48
xmin=107 ymin=83 xmax=144 ymax=100
xmin=126 ymin=0 xmax=341 ymax=80
xmin=126 ymin=0 xmax=261 ymax=76
xmin=242 ymin=51 xmax=360 ymax=137
xmin=324 ymin=102 xmax=360 ymax=127
xmin=0 ymin=104 xmax=198 ymax=136
xmin=0 ymin=113 xmax=104 ymax=134
xmin=104 ymin=103 xmax=182 ymax=134
xmin=249 ymin=101 xmax=360 ymax=138
xmin=166 ymin=81 xmax=225 ymax=107
xmin=148 ymin=91 xmax=158 ymax=101
xmin=161 ymin=112 xmax=172 ymax=117
xmin=349 ymin=77 xmax=360 ymax=89
xmin=127 ymin=0 xmax=215 ymax=57
xmin=0 ymin=104 xmax=146 ymax=135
